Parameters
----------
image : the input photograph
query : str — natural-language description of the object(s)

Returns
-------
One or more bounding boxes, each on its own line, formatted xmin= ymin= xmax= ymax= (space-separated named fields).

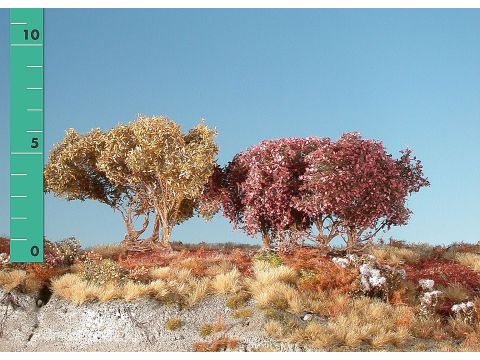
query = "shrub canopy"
xmin=202 ymin=133 xmax=429 ymax=249
xmin=45 ymin=115 xmax=218 ymax=247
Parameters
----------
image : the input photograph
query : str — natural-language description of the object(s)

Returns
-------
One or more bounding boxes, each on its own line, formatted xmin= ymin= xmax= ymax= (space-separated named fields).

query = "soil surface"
xmin=0 ymin=289 xmax=306 ymax=352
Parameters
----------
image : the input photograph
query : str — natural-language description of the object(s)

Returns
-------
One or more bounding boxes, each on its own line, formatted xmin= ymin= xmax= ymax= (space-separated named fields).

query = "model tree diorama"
xmin=45 ymin=115 xmax=429 ymax=252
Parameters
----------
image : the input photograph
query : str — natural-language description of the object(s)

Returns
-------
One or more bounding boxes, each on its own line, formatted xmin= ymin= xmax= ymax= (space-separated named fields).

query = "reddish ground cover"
xmin=118 ymin=243 xmax=255 ymax=275
xmin=0 ymin=237 xmax=9 ymax=254
xmin=404 ymin=258 xmax=480 ymax=289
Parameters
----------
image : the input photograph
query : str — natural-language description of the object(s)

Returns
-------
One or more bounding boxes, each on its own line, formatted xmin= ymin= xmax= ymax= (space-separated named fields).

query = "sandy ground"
xmin=0 ymin=289 xmax=307 ymax=352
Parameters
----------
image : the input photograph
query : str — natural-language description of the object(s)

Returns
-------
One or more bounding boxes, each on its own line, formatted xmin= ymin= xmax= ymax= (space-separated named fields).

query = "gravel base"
xmin=0 ymin=290 xmax=306 ymax=352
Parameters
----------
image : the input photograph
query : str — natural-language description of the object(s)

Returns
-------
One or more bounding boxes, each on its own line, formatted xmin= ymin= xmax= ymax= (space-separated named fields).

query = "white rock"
xmin=419 ymin=279 xmax=435 ymax=290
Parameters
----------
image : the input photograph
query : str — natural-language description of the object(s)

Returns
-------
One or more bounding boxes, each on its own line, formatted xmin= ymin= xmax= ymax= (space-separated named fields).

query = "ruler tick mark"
xmin=11 ymin=152 xmax=43 ymax=155
xmin=11 ymin=238 xmax=28 ymax=241
xmin=11 ymin=43 xmax=43 ymax=47
xmin=11 ymin=217 xmax=28 ymax=220
xmin=11 ymin=173 xmax=28 ymax=176
xmin=26 ymin=108 xmax=43 ymax=112
xmin=27 ymin=87 xmax=43 ymax=90
xmin=26 ymin=65 xmax=43 ymax=68
xmin=11 ymin=195 xmax=28 ymax=198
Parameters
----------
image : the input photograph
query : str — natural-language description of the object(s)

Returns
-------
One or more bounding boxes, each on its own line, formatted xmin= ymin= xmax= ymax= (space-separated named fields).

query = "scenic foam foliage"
xmin=202 ymin=132 xmax=429 ymax=250
xmin=45 ymin=115 xmax=218 ymax=248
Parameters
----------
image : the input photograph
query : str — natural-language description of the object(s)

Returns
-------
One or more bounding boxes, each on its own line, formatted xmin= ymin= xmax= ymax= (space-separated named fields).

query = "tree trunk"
xmin=144 ymin=215 xmax=160 ymax=243
xmin=161 ymin=224 xmax=172 ymax=247
xmin=261 ymin=231 xmax=271 ymax=249
xmin=122 ymin=213 xmax=149 ymax=243
xmin=346 ymin=228 xmax=356 ymax=252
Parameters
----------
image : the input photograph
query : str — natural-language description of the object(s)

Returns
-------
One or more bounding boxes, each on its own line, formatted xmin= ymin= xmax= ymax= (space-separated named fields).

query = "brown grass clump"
xmin=410 ymin=317 xmax=448 ymax=341
xmin=198 ymin=319 xmax=225 ymax=337
xmin=96 ymin=282 xmax=122 ymax=302
xmin=251 ymin=282 xmax=303 ymax=313
xmin=290 ymin=297 xmax=414 ymax=350
xmin=282 ymin=249 xmax=356 ymax=293
xmin=372 ymin=245 xmax=420 ymax=265
xmin=440 ymin=284 xmax=471 ymax=303
xmin=88 ymin=244 xmax=126 ymax=260
xmin=0 ymin=237 xmax=9 ymax=255
xmin=0 ymin=270 xmax=28 ymax=292
xmin=169 ymin=268 xmax=194 ymax=283
xmin=211 ymin=269 xmax=241 ymax=295
xmin=193 ymin=337 xmax=239 ymax=352
xmin=232 ymin=308 xmax=253 ymax=320
xmin=0 ymin=269 xmax=42 ymax=293
xmin=226 ymin=291 xmax=250 ymax=309
xmin=459 ymin=332 xmax=480 ymax=351
xmin=199 ymin=324 xmax=215 ymax=337
xmin=122 ymin=282 xmax=150 ymax=301
xmin=50 ymin=273 xmax=97 ymax=304
xmin=165 ymin=317 xmax=183 ymax=331
xmin=303 ymin=290 xmax=351 ymax=318
xmin=149 ymin=266 xmax=171 ymax=280
xmin=264 ymin=320 xmax=286 ymax=339
xmin=251 ymin=261 xmax=297 ymax=286
xmin=454 ymin=252 xmax=480 ymax=272
xmin=51 ymin=270 xmax=210 ymax=308
xmin=246 ymin=261 xmax=303 ymax=313
xmin=25 ymin=264 xmax=69 ymax=284
xmin=184 ymin=278 xmax=211 ymax=307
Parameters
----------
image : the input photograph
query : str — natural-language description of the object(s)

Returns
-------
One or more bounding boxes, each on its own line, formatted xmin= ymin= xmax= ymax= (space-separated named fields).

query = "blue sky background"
xmin=1 ymin=9 xmax=479 ymax=248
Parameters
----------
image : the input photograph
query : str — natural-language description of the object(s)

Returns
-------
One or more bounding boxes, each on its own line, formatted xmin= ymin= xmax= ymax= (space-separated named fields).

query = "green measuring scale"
xmin=10 ymin=8 xmax=44 ymax=262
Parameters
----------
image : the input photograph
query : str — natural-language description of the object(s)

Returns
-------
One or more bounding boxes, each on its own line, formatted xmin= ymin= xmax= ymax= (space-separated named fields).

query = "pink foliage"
xmin=202 ymin=138 xmax=326 ymax=244
xmin=201 ymin=132 xmax=429 ymax=248
xmin=300 ymin=132 xmax=429 ymax=244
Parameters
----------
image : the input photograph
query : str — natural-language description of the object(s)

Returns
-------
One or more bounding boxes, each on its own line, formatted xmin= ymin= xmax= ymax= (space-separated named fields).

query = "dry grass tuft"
xmin=410 ymin=317 xmax=448 ymax=341
xmin=193 ymin=337 xmax=239 ymax=352
xmin=226 ymin=291 xmax=250 ymax=309
xmin=290 ymin=297 xmax=413 ymax=350
xmin=198 ymin=319 xmax=225 ymax=337
xmin=441 ymin=284 xmax=471 ymax=303
xmin=454 ymin=252 xmax=480 ymax=272
xmin=96 ymin=282 xmax=122 ymax=302
xmin=199 ymin=323 xmax=215 ymax=337
xmin=232 ymin=307 xmax=253 ymax=320
xmin=211 ymin=269 xmax=241 ymax=295
xmin=246 ymin=261 xmax=303 ymax=313
xmin=264 ymin=320 xmax=285 ymax=339
xmin=170 ymin=268 xmax=194 ymax=283
xmin=149 ymin=266 xmax=172 ymax=280
xmin=88 ymin=244 xmax=126 ymax=259
xmin=165 ymin=317 xmax=183 ymax=331
xmin=372 ymin=245 xmax=420 ymax=265
xmin=252 ymin=282 xmax=303 ymax=313
xmin=0 ymin=270 xmax=32 ymax=292
xmin=252 ymin=261 xmax=297 ymax=286
xmin=185 ymin=277 xmax=211 ymax=307
xmin=122 ymin=281 xmax=150 ymax=301
xmin=303 ymin=290 xmax=351 ymax=318
xmin=50 ymin=273 xmax=97 ymax=304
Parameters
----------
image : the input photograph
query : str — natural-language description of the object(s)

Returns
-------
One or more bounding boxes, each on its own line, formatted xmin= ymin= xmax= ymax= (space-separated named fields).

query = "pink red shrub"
xmin=202 ymin=137 xmax=326 ymax=248
xmin=203 ymin=132 xmax=429 ymax=250
xmin=300 ymin=132 xmax=429 ymax=248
